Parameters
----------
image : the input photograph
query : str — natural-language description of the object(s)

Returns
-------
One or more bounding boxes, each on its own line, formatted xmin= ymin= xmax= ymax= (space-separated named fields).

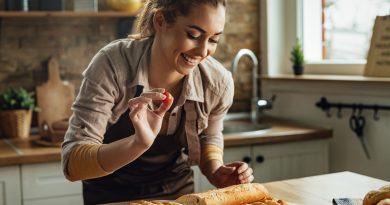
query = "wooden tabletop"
xmin=263 ymin=171 xmax=389 ymax=205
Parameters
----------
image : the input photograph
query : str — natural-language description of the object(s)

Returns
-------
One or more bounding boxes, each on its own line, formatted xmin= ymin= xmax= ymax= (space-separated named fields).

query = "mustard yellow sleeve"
xmin=201 ymin=144 xmax=223 ymax=167
xmin=67 ymin=144 xmax=112 ymax=181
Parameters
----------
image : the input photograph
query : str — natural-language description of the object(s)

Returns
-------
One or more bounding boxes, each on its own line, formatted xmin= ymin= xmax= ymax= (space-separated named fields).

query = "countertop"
xmin=264 ymin=171 xmax=389 ymax=205
xmin=0 ymin=118 xmax=332 ymax=166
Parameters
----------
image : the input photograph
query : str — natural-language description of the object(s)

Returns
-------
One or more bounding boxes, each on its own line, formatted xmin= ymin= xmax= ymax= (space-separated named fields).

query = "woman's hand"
xmin=207 ymin=161 xmax=254 ymax=188
xmin=128 ymin=88 xmax=173 ymax=147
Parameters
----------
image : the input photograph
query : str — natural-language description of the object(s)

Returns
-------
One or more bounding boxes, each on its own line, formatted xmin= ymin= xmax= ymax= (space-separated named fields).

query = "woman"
xmin=61 ymin=0 xmax=254 ymax=204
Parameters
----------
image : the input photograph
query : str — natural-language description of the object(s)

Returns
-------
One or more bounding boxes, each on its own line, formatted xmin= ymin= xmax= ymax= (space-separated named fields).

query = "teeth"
xmin=182 ymin=54 xmax=198 ymax=64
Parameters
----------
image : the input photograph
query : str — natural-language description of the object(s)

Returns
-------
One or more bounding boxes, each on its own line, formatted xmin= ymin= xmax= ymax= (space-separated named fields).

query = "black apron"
xmin=82 ymin=86 xmax=194 ymax=205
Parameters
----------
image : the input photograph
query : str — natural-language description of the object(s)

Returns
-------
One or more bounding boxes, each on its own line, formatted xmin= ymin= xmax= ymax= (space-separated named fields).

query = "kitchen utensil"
xmin=36 ymin=57 xmax=74 ymax=137
xmin=349 ymin=113 xmax=370 ymax=159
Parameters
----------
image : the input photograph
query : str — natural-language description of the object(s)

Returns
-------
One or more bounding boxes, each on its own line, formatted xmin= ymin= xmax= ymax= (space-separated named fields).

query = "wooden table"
xmin=263 ymin=171 xmax=389 ymax=205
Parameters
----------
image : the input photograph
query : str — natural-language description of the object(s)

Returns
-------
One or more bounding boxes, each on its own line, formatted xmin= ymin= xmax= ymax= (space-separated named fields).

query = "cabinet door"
xmin=252 ymin=139 xmax=329 ymax=183
xmin=21 ymin=162 xmax=82 ymax=204
xmin=224 ymin=146 xmax=253 ymax=165
xmin=23 ymin=195 xmax=83 ymax=205
xmin=0 ymin=166 xmax=21 ymax=205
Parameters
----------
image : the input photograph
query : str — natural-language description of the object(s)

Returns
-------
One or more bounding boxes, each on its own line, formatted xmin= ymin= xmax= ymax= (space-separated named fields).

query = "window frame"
xmin=260 ymin=0 xmax=366 ymax=76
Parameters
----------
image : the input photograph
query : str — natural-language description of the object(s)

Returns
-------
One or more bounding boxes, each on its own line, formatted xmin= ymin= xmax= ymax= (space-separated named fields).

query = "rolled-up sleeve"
xmin=61 ymin=50 xmax=119 ymax=179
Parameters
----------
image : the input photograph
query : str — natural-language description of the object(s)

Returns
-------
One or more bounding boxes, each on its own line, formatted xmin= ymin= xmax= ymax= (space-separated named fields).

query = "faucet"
xmin=231 ymin=49 xmax=260 ymax=124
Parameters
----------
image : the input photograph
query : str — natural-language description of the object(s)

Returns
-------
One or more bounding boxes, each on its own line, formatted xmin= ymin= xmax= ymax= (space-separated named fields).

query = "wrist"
xmin=201 ymin=159 xmax=223 ymax=181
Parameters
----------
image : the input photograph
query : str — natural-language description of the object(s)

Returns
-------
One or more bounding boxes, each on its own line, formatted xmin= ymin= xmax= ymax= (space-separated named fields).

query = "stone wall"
xmin=0 ymin=0 xmax=260 ymax=113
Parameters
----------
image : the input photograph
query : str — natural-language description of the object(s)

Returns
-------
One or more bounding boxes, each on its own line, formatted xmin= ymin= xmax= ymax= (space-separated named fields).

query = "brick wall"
xmin=0 ymin=0 xmax=260 ymax=112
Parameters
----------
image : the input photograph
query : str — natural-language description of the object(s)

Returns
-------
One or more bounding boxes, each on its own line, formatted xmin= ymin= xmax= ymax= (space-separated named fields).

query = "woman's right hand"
xmin=128 ymin=88 xmax=174 ymax=147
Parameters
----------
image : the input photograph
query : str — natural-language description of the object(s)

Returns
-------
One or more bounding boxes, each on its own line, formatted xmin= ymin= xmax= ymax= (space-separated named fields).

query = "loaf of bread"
xmin=363 ymin=184 xmax=390 ymax=205
xmin=128 ymin=200 xmax=182 ymax=205
xmin=176 ymin=183 xmax=270 ymax=205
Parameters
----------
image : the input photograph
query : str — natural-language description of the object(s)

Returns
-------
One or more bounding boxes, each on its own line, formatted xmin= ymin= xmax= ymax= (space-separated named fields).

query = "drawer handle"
xmin=242 ymin=156 xmax=252 ymax=163
xmin=256 ymin=155 xmax=265 ymax=163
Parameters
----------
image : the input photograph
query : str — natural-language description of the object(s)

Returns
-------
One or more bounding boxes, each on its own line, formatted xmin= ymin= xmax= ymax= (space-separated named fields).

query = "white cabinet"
xmin=21 ymin=162 xmax=83 ymax=205
xmin=193 ymin=139 xmax=329 ymax=192
xmin=0 ymin=162 xmax=83 ymax=205
xmin=0 ymin=166 xmax=22 ymax=205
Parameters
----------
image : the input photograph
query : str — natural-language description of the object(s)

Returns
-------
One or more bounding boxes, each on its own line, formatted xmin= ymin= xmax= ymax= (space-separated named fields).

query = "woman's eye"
xmin=187 ymin=32 xmax=200 ymax=40
xmin=209 ymin=38 xmax=219 ymax=44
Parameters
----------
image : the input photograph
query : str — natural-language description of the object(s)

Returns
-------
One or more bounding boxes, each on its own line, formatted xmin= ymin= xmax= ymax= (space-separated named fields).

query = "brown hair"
xmin=131 ymin=0 xmax=226 ymax=39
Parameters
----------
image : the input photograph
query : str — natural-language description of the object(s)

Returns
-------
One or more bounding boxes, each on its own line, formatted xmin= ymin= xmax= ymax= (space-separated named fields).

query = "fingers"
xmin=225 ymin=161 xmax=254 ymax=184
xmin=129 ymin=103 xmax=146 ymax=122
xmin=128 ymin=96 xmax=152 ymax=109
xmin=238 ymin=166 xmax=254 ymax=183
xmin=139 ymin=91 xmax=166 ymax=101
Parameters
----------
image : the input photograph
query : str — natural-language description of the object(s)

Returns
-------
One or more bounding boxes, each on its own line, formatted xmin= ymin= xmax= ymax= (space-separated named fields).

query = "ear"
xmin=153 ymin=10 xmax=166 ymax=32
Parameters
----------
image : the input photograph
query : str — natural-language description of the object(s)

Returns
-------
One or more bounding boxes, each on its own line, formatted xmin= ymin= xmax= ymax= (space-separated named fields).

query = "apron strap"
xmin=184 ymin=101 xmax=200 ymax=166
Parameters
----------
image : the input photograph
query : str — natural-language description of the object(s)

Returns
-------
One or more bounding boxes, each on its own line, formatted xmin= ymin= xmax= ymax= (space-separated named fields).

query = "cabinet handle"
xmin=242 ymin=156 xmax=251 ymax=163
xmin=256 ymin=155 xmax=265 ymax=163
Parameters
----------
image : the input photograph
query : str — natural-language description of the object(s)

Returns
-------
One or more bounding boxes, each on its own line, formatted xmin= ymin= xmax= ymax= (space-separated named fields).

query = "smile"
xmin=181 ymin=53 xmax=199 ymax=66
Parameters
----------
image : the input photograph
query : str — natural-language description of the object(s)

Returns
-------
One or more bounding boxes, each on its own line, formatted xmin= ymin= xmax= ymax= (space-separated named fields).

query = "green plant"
xmin=290 ymin=39 xmax=305 ymax=67
xmin=0 ymin=88 xmax=37 ymax=111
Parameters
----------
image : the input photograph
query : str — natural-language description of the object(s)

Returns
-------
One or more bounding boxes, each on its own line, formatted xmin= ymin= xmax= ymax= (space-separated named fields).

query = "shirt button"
xmin=171 ymin=113 xmax=177 ymax=117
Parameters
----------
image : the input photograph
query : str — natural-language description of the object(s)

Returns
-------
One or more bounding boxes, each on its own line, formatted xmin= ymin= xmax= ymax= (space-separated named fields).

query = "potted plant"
xmin=0 ymin=87 xmax=37 ymax=139
xmin=290 ymin=38 xmax=305 ymax=75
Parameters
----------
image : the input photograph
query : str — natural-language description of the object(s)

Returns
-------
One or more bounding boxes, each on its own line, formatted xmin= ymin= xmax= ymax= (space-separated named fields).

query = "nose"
xmin=195 ymin=40 xmax=210 ymax=58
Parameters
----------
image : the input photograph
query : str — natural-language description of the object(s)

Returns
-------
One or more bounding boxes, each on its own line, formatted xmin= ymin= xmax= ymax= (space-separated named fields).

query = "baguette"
xmin=176 ymin=183 xmax=269 ymax=205
xmin=363 ymin=184 xmax=390 ymax=205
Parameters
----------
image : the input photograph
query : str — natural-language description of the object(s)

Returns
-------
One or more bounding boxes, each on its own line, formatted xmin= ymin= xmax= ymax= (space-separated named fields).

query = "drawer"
xmin=21 ymin=162 xmax=82 ymax=200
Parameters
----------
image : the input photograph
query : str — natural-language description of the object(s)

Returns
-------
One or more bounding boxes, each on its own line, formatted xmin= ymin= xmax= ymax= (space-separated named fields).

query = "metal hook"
xmin=358 ymin=105 xmax=363 ymax=117
xmin=326 ymin=109 xmax=332 ymax=118
xmin=373 ymin=105 xmax=380 ymax=121
xmin=351 ymin=105 xmax=357 ymax=117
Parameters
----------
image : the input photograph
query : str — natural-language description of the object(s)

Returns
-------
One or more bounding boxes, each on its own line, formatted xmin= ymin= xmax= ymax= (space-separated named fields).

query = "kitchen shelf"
xmin=261 ymin=74 xmax=390 ymax=84
xmin=0 ymin=11 xmax=137 ymax=18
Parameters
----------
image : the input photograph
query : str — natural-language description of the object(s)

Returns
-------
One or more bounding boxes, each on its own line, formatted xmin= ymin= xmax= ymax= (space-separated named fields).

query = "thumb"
xmin=218 ymin=165 xmax=236 ymax=175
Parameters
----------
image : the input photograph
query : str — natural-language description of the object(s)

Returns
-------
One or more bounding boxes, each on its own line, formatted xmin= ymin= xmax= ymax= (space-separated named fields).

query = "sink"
xmin=223 ymin=113 xmax=271 ymax=134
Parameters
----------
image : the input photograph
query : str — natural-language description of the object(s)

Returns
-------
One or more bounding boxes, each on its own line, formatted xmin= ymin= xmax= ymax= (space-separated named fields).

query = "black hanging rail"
xmin=316 ymin=97 xmax=390 ymax=159
xmin=316 ymin=97 xmax=390 ymax=120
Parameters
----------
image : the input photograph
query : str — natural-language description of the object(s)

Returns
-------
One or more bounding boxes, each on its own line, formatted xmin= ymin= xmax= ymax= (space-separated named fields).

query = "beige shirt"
xmin=61 ymin=37 xmax=234 ymax=176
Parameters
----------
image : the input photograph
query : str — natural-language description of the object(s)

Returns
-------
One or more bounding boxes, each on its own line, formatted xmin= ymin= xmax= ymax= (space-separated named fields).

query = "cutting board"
xmin=36 ymin=57 xmax=75 ymax=135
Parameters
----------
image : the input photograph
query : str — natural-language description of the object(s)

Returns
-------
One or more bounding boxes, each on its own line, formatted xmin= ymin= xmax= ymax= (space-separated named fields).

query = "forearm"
xmin=199 ymin=144 xmax=224 ymax=185
xmin=98 ymin=135 xmax=150 ymax=172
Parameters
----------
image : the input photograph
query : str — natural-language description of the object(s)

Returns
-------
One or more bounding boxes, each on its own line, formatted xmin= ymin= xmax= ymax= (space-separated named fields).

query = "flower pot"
xmin=293 ymin=65 xmax=304 ymax=75
xmin=0 ymin=109 xmax=32 ymax=139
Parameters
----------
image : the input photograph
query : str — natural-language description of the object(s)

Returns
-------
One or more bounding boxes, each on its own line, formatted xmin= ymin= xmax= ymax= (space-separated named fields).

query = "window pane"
xmin=324 ymin=0 xmax=390 ymax=60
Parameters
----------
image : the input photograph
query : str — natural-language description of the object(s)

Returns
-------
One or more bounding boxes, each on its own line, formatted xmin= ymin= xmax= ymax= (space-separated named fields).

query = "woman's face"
xmin=155 ymin=3 xmax=226 ymax=75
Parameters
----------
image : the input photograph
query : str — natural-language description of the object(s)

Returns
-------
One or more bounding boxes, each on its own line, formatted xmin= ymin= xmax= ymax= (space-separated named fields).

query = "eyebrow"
xmin=187 ymin=25 xmax=223 ymax=35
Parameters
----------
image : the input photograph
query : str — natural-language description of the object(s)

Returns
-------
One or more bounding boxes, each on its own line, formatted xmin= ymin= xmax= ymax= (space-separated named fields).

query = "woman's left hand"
xmin=211 ymin=161 xmax=254 ymax=188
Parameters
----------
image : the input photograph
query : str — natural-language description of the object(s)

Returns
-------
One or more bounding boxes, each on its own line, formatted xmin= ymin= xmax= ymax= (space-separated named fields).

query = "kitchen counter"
xmin=264 ymin=171 xmax=389 ymax=205
xmin=0 ymin=118 xmax=332 ymax=166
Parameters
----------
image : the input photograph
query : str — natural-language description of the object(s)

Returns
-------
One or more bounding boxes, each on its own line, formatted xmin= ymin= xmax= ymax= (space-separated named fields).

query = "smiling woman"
xmin=61 ymin=0 xmax=254 ymax=204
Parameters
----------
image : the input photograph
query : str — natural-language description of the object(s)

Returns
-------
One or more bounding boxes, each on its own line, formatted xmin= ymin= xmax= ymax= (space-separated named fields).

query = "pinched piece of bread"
xmin=176 ymin=183 xmax=270 ymax=205
xmin=363 ymin=184 xmax=390 ymax=205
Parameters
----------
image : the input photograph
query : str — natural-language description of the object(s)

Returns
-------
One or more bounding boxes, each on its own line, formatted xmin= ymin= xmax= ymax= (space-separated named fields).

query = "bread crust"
xmin=363 ymin=184 xmax=390 ymax=205
xmin=176 ymin=183 xmax=270 ymax=205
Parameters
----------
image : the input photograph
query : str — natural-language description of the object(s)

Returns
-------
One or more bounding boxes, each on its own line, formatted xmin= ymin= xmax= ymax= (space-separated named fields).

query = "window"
xmin=262 ymin=0 xmax=390 ymax=75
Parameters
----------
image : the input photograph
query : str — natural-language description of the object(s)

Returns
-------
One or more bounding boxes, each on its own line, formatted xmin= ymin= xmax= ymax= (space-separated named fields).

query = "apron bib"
xmin=82 ymin=86 xmax=195 ymax=205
